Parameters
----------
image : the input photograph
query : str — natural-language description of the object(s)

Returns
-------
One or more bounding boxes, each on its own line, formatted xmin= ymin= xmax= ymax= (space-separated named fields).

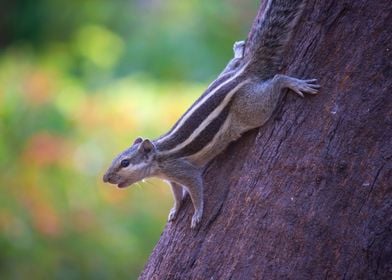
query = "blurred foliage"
xmin=0 ymin=0 xmax=257 ymax=279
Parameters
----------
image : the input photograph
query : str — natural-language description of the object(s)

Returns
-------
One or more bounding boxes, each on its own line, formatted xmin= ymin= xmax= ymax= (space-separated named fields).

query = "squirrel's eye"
xmin=120 ymin=159 xmax=130 ymax=168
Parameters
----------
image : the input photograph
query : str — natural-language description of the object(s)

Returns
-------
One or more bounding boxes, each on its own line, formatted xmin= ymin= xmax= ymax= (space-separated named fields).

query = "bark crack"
xmin=204 ymin=190 xmax=228 ymax=229
xmin=269 ymin=108 xmax=302 ymax=165
xmin=302 ymin=33 xmax=319 ymax=60
xmin=258 ymin=123 xmax=277 ymax=160
xmin=358 ymin=162 xmax=386 ymax=214
xmin=324 ymin=3 xmax=350 ymax=32
xmin=326 ymin=116 xmax=343 ymax=155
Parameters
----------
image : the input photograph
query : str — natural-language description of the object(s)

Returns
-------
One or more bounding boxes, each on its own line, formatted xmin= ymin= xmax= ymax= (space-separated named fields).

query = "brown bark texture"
xmin=139 ymin=0 xmax=391 ymax=279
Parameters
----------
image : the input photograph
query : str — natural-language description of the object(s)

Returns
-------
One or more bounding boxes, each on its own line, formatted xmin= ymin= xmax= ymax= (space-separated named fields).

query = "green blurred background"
xmin=0 ymin=0 xmax=257 ymax=278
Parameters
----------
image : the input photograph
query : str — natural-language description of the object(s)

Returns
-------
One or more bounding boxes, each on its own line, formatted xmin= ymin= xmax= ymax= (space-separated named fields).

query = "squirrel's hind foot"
xmin=287 ymin=78 xmax=321 ymax=98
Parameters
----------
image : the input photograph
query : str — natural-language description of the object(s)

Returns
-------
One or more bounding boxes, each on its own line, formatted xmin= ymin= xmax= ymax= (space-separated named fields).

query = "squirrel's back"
xmin=245 ymin=0 xmax=306 ymax=79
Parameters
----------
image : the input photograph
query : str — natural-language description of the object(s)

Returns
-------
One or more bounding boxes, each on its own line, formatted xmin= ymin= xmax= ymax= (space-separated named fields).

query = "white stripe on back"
xmin=188 ymin=112 xmax=232 ymax=163
xmin=157 ymin=61 xmax=249 ymax=144
xmin=161 ymin=79 xmax=250 ymax=156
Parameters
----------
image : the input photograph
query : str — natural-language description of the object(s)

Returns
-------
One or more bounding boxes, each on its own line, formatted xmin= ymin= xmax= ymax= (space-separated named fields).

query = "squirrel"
xmin=103 ymin=0 xmax=319 ymax=229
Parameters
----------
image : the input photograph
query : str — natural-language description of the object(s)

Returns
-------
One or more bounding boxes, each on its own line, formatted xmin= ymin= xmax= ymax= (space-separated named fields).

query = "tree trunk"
xmin=139 ymin=0 xmax=391 ymax=279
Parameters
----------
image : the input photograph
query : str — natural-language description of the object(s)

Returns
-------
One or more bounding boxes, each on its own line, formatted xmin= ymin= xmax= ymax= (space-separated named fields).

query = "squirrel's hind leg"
xmin=273 ymin=75 xmax=320 ymax=97
xmin=229 ymin=74 xmax=320 ymax=132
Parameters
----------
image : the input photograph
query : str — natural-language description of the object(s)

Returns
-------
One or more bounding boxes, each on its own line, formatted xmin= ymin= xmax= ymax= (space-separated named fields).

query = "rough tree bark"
xmin=140 ymin=1 xmax=391 ymax=279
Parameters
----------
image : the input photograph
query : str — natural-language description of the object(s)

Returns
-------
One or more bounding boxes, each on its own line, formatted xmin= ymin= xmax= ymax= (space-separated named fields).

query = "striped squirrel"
xmin=103 ymin=0 xmax=319 ymax=228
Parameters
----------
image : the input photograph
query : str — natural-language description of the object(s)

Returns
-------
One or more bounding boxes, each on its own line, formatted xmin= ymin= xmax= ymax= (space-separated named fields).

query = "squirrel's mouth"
xmin=115 ymin=175 xmax=145 ymax=189
xmin=117 ymin=178 xmax=140 ymax=188
xmin=117 ymin=181 xmax=131 ymax=188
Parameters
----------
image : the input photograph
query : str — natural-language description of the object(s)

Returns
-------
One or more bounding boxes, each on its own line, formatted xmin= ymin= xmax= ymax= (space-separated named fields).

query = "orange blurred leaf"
xmin=22 ymin=132 xmax=69 ymax=167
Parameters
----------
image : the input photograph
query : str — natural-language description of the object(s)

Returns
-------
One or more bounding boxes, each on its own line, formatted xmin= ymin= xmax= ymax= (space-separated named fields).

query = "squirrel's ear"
xmin=138 ymin=139 xmax=155 ymax=154
xmin=133 ymin=137 xmax=143 ymax=145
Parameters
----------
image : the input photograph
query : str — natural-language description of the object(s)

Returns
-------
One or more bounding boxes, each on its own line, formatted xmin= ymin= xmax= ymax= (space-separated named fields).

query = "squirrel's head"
xmin=103 ymin=137 xmax=157 ymax=188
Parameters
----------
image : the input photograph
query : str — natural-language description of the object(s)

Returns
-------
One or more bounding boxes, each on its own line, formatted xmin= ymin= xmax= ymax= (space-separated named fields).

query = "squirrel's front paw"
xmin=168 ymin=207 xmax=179 ymax=222
xmin=191 ymin=210 xmax=203 ymax=229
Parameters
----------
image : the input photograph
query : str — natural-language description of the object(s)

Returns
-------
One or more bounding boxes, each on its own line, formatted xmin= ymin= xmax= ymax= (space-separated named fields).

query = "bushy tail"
xmin=246 ymin=0 xmax=305 ymax=79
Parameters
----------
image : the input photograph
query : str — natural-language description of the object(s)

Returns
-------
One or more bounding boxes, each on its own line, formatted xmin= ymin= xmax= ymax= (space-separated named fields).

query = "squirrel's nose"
xmin=103 ymin=173 xmax=111 ymax=183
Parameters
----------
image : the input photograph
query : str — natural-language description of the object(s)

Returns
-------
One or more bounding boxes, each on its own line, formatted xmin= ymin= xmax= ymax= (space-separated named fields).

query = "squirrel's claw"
xmin=191 ymin=211 xmax=203 ymax=229
xmin=168 ymin=207 xmax=179 ymax=222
